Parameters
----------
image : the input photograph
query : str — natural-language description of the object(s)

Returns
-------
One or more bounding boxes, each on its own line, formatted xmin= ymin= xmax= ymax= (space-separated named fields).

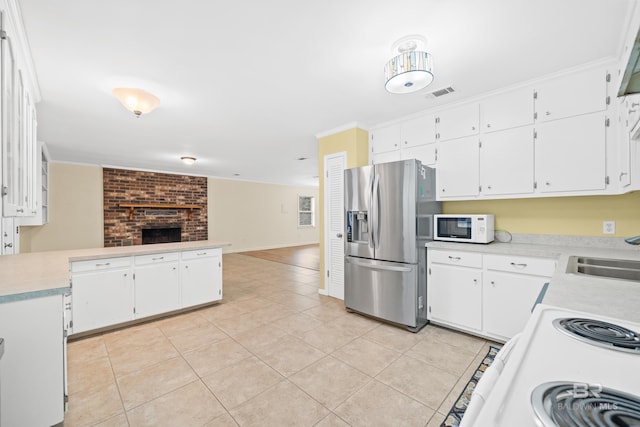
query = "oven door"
xmin=459 ymin=333 xmax=522 ymax=427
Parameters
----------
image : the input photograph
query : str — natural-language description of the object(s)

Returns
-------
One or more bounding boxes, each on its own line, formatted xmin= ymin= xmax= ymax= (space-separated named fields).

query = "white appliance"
xmin=461 ymin=303 xmax=640 ymax=426
xmin=434 ymin=214 xmax=494 ymax=244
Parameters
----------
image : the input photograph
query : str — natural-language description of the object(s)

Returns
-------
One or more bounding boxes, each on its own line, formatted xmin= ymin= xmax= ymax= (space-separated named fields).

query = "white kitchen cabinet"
xmin=1 ymin=216 xmax=18 ymax=254
xmin=435 ymin=136 xmax=480 ymax=198
xmin=428 ymin=250 xmax=482 ymax=331
xmin=181 ymin=248 xmax=222 ymax=308
xmin=400 ymin=143 xmax=437 ymax=167
xmin=534 ymin=66 xmax=608 ymax=123
xmin=401 ymin=114 xmax=436 ymax=147
xmin=370 ymin=124 xmax=401 ymax=153
xmin=70 ymin=257 xmax=134 ymax=334
xmin=482 ymin=254 xmax=556 ymax=340
xmin=479 ymin=126 xmax=535 ymax=196
xmin=535 ymin=111 xmax=607 ymax=193
xmin=20 ymin=141 xmax=49 ymax=226
xmin=372 ymin=149 xmax=401 ymax=164
xmin=480 ymin=87 xmax=534 ymax=132
xmin=436 ymin=103 xmax=479 ymax=141
xmin=134 ymin=252 xmax=181 ymax=318
xmin=0 ymin=294 xmax=65 ymax=427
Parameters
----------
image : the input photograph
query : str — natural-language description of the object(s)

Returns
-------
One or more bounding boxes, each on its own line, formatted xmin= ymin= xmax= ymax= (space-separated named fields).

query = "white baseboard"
xmin=318 ymin=288 xmax=329 ymax=296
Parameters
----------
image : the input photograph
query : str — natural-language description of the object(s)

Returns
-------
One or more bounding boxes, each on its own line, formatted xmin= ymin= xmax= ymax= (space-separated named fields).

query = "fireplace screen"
xmin=142 ymin=226 xmax=182 ymax=245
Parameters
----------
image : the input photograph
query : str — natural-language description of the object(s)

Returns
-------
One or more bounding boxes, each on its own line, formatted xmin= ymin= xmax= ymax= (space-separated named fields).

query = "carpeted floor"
xmin=441 ymin=345 xmax=502 ymax=427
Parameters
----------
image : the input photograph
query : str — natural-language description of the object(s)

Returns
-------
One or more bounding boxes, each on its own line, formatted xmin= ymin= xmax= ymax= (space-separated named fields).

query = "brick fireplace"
xmin=103 ymin=168 xmax=208 ymax=247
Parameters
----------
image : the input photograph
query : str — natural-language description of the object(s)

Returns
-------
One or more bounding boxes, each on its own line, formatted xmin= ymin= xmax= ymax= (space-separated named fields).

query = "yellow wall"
xmin=20 ymin=163 xmax=104 ymax=252
xmin=207 ymin=178 xmax=319 ymax=252
xmin=317 ymin=127 xmax=369 ymax=290
xmin=443 ymin=192 xmax=640 ymax=237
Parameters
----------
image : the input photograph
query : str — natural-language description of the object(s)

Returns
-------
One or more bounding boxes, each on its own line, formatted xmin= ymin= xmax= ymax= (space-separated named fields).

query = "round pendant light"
xmin=384 ymin=35 xmax=434 ymax=94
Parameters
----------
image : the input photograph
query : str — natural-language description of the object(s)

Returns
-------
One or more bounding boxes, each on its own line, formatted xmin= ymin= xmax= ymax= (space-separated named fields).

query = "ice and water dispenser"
xmin=346 ymin=211 xmax=369 ymax=243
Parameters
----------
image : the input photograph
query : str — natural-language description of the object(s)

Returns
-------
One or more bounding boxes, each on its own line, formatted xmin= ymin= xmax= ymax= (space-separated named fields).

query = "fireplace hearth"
xmin=142 ymin=225 xmax=182 ymax=245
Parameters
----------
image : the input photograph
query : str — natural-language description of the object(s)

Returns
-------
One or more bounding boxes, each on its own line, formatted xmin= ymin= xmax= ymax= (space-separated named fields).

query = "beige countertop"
xmin=0 ymin=241 xmax=231 ymax=301
xmin=427 ymin=240 xmax=640 ymax=323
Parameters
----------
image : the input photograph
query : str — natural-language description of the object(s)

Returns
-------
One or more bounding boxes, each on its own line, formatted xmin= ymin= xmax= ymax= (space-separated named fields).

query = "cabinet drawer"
xmin=429 ymin=250 xmax=482 ymax=268
xmin=181 ymin=248 xmax=220 ymax=261
xmin=71 ymin=257 xmax=132 ymax=272
xmin=135 ymin=252 xmax=180 ymax=266
xmin=484 ymin=254 xmax=556 ymax=276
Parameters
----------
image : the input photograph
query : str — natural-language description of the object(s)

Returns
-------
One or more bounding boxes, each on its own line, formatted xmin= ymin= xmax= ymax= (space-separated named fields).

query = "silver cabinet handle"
xmin=152 ymin=256 xmax=164 ymax=261
xmin=4 ymin=243 xmax=12 ymax=248
xmin=510 ymin=262 xmax=528 ymax=268
xmin=448 ymin=256 xmax=461 ymax=261
xmin=337 ymin=233 xmax=343 ymax=238
xmin=95 ymin=262 xmax=111 ymax=267
xmin=196 ymin=252 xmax=207 ymax=256
xmin=16 ymin=208 xmax=24 ymax=213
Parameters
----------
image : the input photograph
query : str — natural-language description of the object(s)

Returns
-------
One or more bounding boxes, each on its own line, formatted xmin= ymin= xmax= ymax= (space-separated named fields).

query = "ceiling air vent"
xmin=425 ymin=86 xmax=455 ymax=99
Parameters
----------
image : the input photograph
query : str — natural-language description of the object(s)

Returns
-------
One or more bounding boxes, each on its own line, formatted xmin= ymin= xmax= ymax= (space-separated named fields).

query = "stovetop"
xmin=472 ymin=304 xmax=640 ymax=427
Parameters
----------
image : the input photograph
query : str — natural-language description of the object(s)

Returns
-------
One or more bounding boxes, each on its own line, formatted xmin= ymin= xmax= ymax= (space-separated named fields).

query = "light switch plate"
xmin=603 ymin=220 xmax=616 ymax=234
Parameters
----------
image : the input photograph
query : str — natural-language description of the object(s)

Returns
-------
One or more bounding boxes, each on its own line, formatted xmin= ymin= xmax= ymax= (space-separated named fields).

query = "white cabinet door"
xmin=401 ymin=114 xmax=436 ymax=147
xmin=400 ymin=143 xmax=437 ymax=166
xmin=480 ymin=87 xmax=534 ymax=132
xmin=535 ymin=111 xmax=607 ymax=193
xmin=181 ymin=249 xmax=222 ymax=308
xmin=134 ymin=254 xmax=180 ymax=318
xmin=373 ymin=149 xmax=401 ymax=164
xmin=71 ymin=268 xmax=134 ymax=334
xmin=436 ymin=136 xmax=480 ymax=198
xmin=436 ymin=103 xmax=479 ymax=141
xmin=0 ymin=295 xmax=64 ymax=427
xmin=535 ymin=67 xmax=607 ymax=123
xmin=428 ymin=264 xmax=482 ymax=331
xmin=370 ymin=124 xmax=401 ymax=153
xmin=480 ymin=126 xmax=535 ymax=196
xmin=483 ymin=271 xmax=547 ymax=339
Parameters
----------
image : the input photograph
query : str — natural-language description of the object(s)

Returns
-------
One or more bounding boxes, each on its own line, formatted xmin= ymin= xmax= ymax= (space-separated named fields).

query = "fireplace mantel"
xmin=119 ymin=203 xmax=203 ymax=221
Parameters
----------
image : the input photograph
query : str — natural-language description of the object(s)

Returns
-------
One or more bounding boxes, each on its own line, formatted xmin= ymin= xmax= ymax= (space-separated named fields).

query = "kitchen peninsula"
xmin=0 ymin=240 xmax=230 ymax=427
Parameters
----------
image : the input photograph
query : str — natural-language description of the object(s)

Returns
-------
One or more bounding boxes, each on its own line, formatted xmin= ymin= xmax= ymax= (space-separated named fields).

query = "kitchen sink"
xmin=567 ymin=256 xmax=640 ymax=281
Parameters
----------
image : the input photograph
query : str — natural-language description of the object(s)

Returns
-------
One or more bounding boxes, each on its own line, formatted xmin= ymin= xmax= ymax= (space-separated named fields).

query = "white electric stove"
xmin=467 ymin=303 xmax=640 ymax=427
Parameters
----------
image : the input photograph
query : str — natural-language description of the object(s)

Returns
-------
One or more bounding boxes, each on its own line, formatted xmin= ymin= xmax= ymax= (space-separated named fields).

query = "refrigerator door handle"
xmin=372 ymin=173 xmax=380 ymax=250
xmin=346 ymin=257 xmax=412 ymax=272
xmin=368 ymin=173 xmax=375 ymax=249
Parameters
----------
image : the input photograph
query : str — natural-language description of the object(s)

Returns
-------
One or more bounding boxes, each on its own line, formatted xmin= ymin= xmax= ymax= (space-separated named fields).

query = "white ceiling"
xmin=18 ymin=0 xmax=635 ymax=187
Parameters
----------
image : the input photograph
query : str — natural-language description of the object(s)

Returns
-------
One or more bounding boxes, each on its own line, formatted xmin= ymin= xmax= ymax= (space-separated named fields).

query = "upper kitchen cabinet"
xmin=21 ymin=141 xmax=49 ymax=226
xmin=534 ymin=66 xmax=608 ymax=123
xmin=480 ymin=87 xmax=534 ymax=132
xmin=436 ymin=135 xmax=480 ymax=198
xmin=435 ymin=103 xmax=479 ymax=141
xmin=369 ymin=123 xmax=401 ymax=154
xmin=535 ymin=111 xmax=607 ymax=193
xmin=0 ymin=7 xmax=40 ymax=219
xmin=401 ymin=114 xmax=436 ymax=147
xmin=480 ymin=126 xmax=535 ymax=196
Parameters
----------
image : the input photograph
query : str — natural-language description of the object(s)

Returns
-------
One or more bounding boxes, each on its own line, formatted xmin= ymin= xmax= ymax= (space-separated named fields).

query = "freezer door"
xmin=373 ymin=160 xmax=418 ymax=263
xmin=344 ymin=165 xmax=374 ymax=259
xmin=345 ymin=256 xmax=418 ymax=327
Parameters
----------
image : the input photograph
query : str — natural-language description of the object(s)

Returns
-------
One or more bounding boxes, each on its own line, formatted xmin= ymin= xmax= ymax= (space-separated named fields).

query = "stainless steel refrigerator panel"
xmin=345 ymin=256 xmax=418 ymax=328
xmin=373 ymin=160 xmax=418 ymax=264
xmin=344 ymin=165 xmax=374 ymax=259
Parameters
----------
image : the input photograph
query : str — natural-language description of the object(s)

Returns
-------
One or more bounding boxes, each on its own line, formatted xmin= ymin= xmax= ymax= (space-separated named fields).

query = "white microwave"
xmin=434 ymin=214 xmax=495 ymax=244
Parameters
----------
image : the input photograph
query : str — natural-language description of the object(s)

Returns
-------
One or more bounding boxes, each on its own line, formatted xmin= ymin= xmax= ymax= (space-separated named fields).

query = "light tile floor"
xmin=65 ymin=254 xmax=495 ymax=427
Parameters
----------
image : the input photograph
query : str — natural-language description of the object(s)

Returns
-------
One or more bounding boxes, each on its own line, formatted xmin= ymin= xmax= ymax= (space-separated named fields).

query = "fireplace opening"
xmin=142 ymin=225 xmax=182 ymax=245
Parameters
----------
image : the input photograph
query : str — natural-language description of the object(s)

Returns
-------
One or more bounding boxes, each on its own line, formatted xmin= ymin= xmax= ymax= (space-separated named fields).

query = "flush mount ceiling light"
xmin=112 ymin=88 xmax=160 ymax=117
xmin=180 ymin=156 xmax=196 ymax=165
xmin=384 ymin=35 xmax=434 ymax=94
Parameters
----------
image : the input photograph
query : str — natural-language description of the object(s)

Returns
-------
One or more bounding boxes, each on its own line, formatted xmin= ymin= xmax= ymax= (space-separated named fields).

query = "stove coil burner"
xmin=532 ymin=382 xmax=640 ymax=427
xmin=553 ymin=318 xmax=640 ymax=354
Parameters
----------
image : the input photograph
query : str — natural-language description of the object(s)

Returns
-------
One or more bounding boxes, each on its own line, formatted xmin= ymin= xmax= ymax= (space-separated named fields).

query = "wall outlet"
xmin=603 ymin=220 xmax=616 ymax=235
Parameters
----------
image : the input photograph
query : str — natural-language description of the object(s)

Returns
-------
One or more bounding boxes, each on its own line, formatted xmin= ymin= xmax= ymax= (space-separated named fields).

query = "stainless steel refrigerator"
xmin=344 ymin=159 xmax=440 ymax=332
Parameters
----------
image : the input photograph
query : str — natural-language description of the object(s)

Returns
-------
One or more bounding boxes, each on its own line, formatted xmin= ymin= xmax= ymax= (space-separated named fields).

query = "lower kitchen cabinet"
xmin=181 ymin=248 xmax=222 ymax=308
xmin=427 ymin=248 xmax=556 ymax=341
xmin=0 ymin=294 xmax=65 ymax=427
xmin=133 ymin=252 xmax=181 ymax=318
xmin=71 ymin=257 xmax=134 ymax=334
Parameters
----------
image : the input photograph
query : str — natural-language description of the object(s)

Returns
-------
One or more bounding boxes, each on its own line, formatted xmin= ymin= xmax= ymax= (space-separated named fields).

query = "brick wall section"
xmin=103 ymin=168 xmax=208 ymax=247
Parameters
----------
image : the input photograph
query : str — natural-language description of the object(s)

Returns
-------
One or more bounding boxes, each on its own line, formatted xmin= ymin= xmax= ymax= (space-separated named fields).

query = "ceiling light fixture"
xmin=384 ymin=35 xmax=434 ymax=94
xmin=112 ymin=88 xmax=160 ymax=117
xmin=180 ymin=156 xmax=196 ymax=165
